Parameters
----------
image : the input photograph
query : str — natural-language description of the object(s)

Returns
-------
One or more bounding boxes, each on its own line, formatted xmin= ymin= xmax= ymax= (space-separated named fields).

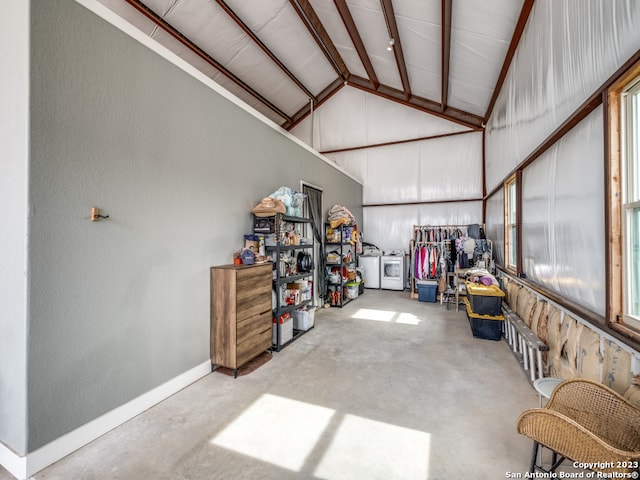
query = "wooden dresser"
xmin=210 ymin=263 xmax=272 ymax=376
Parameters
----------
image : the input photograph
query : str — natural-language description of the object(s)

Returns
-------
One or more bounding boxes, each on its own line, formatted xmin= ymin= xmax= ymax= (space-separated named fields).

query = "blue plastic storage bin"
xmin=417 ymin=283 xmax=437 ymax=303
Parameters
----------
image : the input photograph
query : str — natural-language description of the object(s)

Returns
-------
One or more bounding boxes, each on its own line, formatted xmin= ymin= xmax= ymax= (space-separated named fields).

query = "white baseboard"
xmin=0 ymin=361 xmax=211 ymax=480
xmin=0 ymin=444 xmax=26 ymax=480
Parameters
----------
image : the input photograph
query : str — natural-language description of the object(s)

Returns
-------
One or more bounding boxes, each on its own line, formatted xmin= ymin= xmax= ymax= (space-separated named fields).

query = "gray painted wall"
xmin=0 ymin=0 xmax=362 ymax=453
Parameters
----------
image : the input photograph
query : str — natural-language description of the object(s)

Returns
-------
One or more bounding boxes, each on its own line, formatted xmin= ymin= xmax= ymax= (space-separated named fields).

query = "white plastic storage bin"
xmin=345 ymin=282 xmax=360 ymax=299
xmin=292 ymin=307 xmax=315 ymax=331
xmin=273 ymin=313 xmax=293 ymax=345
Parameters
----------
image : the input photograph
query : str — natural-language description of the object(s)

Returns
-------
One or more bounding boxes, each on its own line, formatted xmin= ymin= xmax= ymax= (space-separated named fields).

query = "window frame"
xmin=621 ymin=78 xmax=640 ymax=329
xmin=504 ymin=174 xmax=518 ymax=273
xmin=607 ymin=59 xmax=640 ymax=341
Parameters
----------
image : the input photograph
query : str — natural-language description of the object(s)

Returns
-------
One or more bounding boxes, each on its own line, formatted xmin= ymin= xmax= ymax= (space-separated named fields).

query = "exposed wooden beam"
xmin=286 ymin=72 xmax=484 ymax=132
xmin=334 ymin=0 xmax=379 ymax=90
xmin=484 ymin=0 xmax=535 ymax=122
xmin=348 ymin=75 xmax=483 ymax=129
xmin=321 ymin=129 xmax=477 ymax=154
xmin=481 ymin=129 xmax=486 ymax=198
xmin=289 ymin=0 xmax=349 ymax=80
xmin=381 ymin=0 xmax=411 ymax=99
xmin=441 ymin=0 xmax=452 ymax=110
xmin=124 ymin=0 xmax=292 ymax=123
xmin=442 ymin=105 xmax=484 ymax=127
xmin=406 ymin=92 xmax=446 ymax=112
xmin=284 ymin=78 xmax=345 ymax=130
xmin=605 ymin=88 xmax=618 ymax=341
xmin=364 ymin=198 xmax=482 ymax=208
xmin=215 ymin=0 xmax=316 ymax=102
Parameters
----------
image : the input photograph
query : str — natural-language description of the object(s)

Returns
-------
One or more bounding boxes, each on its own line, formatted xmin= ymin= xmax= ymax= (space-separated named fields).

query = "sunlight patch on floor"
xmin=396 ymin=312 xmax=421 ymax=325
xmin=210 ymin=394 xmax=335 ymax=471
xmin=313 ymin=414 xmax=431 ymax=480
xmin=351 ymin=308 xmax=396 ymax=322
xmin=351 ymin=308 xmax=421 ymax=325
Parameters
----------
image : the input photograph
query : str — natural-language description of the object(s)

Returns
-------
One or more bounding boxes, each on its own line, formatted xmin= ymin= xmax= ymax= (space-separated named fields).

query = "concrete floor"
xmin=2 ymin=289 xmax=563 ymax=479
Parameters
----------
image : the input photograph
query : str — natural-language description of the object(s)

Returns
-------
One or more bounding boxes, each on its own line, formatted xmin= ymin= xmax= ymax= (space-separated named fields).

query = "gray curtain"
xmin=304 ymin=185 xmax=326 ymax=301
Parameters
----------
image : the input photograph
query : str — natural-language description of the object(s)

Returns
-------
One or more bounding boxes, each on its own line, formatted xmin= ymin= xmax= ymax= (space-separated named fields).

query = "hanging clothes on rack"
xmin=410 ymin=225 xmax=472 ymax=298
xmin=412 ymin=242 xmax=443 ymax=281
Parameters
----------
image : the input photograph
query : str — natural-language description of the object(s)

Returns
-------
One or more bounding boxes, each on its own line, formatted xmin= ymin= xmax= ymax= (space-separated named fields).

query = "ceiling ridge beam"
xmin=334 ymin=0 xmax=379 ymax=90
xmin=289 ymin=0 xmax=349 ymax=80
xmin=441 ymin=0 xmax=452 ymax=111
xmin=215 ymin=0 xmax=317 ymax=102
xmin=442 ymin=105 xmax=484 ymax=126
xmin=348 ymin=75 xmax=483 ymax=129
xmin=484 ymin=0 xmax=536 ymax=123
xmin=381 ymin=0 xmax=411 ymax=99
xmin=124 ymin=0 xmax=292 ymax=123
xmin=320 ymin=129 xmax=477 ymax=154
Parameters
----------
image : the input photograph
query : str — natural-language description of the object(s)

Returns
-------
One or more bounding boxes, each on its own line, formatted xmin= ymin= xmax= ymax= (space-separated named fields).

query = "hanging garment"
xmin=422 ymin=245 xmax=428 ymax=279
xmin=450 ymin=239 xmax=457 ymax=265
xmin=430 ymin=247 xmax=437 ymax=278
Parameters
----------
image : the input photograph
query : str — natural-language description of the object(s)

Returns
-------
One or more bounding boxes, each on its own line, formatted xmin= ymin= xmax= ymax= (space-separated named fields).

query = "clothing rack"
xmin=410 ymin=225 xmax=462 ymax=299
xmin=409 ymin=224 xmax=493 ymax=300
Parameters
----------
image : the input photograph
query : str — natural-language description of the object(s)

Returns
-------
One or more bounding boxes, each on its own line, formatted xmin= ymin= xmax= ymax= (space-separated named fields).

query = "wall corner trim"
xmin=0 ymin=361 xmax=211 ymax=480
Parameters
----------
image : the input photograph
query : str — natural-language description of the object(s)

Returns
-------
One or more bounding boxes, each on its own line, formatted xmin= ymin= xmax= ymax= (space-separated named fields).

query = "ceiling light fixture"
xmin=387 ymin=38 xmax=395 ymax=51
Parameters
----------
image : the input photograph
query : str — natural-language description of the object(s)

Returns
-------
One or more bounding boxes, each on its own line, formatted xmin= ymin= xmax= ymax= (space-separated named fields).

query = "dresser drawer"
xmin=237 ymin=310 xmax=271 ymax=343
xmin=237 ymin=264 xmax=271 ymax=291
xmin=237 ymin=290 xmax=271 ymax=320
xmin=236 ymin=325 xmax=271 ymax=367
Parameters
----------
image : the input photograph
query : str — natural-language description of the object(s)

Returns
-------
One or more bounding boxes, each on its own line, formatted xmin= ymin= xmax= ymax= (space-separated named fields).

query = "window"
xmin=608 ymin=59 xmax=640 ymax=340
xmin=621 ymin=77 xmax=640 ymax=330
xmin=505 ymin=175 xmax=517 ymax=271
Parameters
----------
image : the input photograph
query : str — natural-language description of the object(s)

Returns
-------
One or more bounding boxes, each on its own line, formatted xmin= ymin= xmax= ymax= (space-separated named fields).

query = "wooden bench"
xmin=502 ymin=303 xmax=549 ymax=382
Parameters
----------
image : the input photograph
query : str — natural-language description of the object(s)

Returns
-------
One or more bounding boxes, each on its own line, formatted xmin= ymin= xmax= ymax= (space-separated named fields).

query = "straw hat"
xmin=251 ymin=197 xmax=286 ymax=217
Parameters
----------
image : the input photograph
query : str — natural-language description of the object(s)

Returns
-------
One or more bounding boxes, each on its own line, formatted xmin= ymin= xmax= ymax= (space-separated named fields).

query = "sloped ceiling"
xmin=97 ymin=0 xmax=532 ymax=134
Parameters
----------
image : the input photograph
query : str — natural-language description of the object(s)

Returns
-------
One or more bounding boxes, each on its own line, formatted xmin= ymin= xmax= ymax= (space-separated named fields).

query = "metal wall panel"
xmin=363 ymin=201 xmax=483 ymax=254
xmin=521 ymin=108 xmax=605 ymax=315
xmin=485 ymin=0 xmax=640 ymax=192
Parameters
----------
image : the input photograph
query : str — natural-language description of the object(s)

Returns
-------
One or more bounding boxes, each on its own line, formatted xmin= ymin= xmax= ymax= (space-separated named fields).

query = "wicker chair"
xmin=517 ymin=378 xmax=640 ymax=475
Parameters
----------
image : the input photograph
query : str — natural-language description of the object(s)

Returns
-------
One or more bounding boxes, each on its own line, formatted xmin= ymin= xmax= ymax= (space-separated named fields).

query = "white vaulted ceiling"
xmin=96 ymin=0 xmax=529 ymax=136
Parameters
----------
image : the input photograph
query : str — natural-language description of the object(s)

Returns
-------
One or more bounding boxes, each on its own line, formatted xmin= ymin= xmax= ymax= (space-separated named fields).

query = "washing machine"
xmin=380 ymin=250 xmax=405 ymax=290
xmin=358 ymin=246 xmax=382 ymax=289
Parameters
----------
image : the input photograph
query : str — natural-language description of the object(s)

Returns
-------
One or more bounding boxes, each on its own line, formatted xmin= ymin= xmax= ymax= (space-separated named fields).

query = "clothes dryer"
xmin=380 ymin=251 xmax=405 ymax=290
